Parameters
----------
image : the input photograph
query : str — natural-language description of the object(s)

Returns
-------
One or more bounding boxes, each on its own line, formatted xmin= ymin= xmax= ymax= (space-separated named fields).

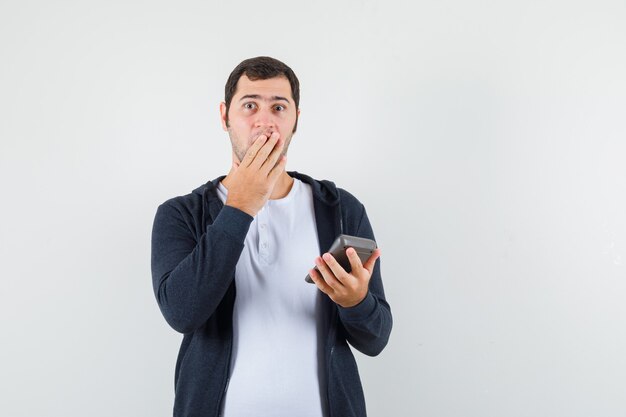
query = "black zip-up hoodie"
xmin=151 ymin=171 xmax=392 ymax=417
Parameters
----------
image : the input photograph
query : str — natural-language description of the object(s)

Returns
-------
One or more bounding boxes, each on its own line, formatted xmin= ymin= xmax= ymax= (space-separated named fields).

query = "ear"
xmin=292 ymin=107 xmax=301 ymax=134
xmin=219 ymin=102 xmax=228 ymax=131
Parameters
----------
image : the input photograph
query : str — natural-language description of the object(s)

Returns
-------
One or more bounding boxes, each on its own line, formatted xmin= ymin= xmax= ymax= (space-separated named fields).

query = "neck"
xmin=269 ymin=172 xmax=294 ymax=199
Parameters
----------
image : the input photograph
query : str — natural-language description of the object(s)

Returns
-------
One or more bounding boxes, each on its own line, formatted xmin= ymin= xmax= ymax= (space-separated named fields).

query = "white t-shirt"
xmin=216 ymin=178 xmax=325 ymax=417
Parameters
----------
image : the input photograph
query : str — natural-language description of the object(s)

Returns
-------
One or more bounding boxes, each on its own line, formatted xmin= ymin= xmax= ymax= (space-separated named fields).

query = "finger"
xmin=242 ymin=134 xmax=269 ymax=167
xmin=260 ymin=134 xmax=286 ymax=173
xmin=321 ymin=253 xmax=350 ymax=285
xmin=315 ymin=256 xmax=344 ymax=289
xmin=362 ymin=248 xmax=382 ymax=276
xmin=249 ymin=132 xmax=279 ymax=170
xmin=309 ymin=267 xmax=333 ymax=295
xmin=346 ymin=247 xmax=364 ymax=275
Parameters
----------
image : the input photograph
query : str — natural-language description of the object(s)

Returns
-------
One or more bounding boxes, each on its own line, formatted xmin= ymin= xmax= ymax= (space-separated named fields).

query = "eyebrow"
xmin=238 ymin=94 xmax=290 ymax=104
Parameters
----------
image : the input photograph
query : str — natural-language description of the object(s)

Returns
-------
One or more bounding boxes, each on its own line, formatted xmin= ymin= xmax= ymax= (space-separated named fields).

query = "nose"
xmin=253 ymin=107 xmax=277 ymax=130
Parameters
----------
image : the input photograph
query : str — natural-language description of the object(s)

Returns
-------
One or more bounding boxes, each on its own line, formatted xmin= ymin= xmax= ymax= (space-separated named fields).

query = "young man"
xmin=151 ymin=56 xmax=392 ymax=417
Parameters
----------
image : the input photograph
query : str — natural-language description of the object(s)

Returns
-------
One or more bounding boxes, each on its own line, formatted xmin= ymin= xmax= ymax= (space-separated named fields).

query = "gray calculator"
xmin=305 ymin=234 xmax=377 ymax=283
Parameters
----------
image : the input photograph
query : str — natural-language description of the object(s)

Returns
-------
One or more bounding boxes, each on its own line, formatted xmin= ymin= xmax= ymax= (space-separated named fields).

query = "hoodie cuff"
xmin=209 ymin=205 xmax=254 ymax=243
xmin=338 ymin=291 xmax=377 ymax=322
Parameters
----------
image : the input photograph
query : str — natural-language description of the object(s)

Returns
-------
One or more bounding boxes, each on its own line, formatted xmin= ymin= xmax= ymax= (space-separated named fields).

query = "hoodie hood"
xmin=191 ymin=171 xmax=341 ymax=206
xmin=191 ymin=171 xmax=343 ymax=234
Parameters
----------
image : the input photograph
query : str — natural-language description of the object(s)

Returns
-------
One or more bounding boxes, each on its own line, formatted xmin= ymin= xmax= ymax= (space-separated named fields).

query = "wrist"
xmin=224 ymin=198 xmax=257 ymax=217
xmin=339 ymin=292 xmax=367 ymax=308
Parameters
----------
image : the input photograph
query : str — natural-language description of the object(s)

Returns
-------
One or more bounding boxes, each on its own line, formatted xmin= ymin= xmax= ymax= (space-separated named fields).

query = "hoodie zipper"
xmin=326 ymin=305 xmax=338 ymax=417
xmin=326 ymin=196 xmax=342 ymax=417
xmin=216 ymin=283 xmax=236 ymax=417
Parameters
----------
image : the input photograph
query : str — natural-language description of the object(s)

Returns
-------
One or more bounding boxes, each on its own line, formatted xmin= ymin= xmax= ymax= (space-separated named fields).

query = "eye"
xmin=274 ymin=104 xmax=286 ymax=112
xmin=244 ymin=102 xmax=256 ymax=110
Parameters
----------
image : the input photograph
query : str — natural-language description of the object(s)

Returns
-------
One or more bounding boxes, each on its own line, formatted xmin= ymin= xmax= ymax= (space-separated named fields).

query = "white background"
xmin=1 ymin=0 xmax=625 ymax=416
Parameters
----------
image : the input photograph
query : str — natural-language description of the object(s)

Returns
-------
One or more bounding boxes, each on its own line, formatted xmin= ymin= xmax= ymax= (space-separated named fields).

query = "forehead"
xmin=233 ymin=75 xmax=292 ymax=100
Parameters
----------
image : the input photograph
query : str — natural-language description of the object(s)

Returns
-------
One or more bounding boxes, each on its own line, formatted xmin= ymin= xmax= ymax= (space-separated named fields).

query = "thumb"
xmin=363 ymin=248 xmax=381 ymax=275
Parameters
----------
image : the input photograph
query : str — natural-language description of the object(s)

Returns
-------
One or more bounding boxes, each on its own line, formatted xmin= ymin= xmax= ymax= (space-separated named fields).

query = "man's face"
xmin=220 ymin=74 xmax=299 ymax=164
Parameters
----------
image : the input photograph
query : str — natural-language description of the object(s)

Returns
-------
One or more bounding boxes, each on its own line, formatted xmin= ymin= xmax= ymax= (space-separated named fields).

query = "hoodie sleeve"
xmin=151 ymin=201 xmax=253 ymax=334
xmin=337 ymin=205 xmax=393 ymax=356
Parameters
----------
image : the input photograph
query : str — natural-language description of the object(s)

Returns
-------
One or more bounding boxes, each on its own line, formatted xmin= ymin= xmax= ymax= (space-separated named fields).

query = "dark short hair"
xmin=224 ymin=56 xmax=300 ymax=130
